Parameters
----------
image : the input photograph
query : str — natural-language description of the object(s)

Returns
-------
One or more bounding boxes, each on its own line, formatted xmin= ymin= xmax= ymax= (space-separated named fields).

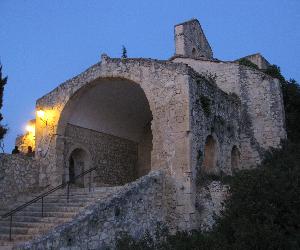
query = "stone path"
xmin=0 ymin=186 xmax=120 ymax=249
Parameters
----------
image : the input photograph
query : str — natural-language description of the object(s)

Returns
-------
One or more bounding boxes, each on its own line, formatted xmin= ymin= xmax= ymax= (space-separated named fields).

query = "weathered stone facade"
xmin=0 ymin=154 xmax=40 ymax=209
xmin=64 ymin=123 xmax=138 ymax=186
xmin=172 ymin=57 xmax=286 ymax=169
xmin=237 ymin=53 xmax=271 ymax=70
xmin=4 ymin=18 xmax=286 ymax=248
xmin=175 ymin=19 xmax=213 ymax=59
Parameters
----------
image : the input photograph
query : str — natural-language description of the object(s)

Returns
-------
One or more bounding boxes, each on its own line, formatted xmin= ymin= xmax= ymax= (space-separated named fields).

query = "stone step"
xmin=1 ymin=201 xmax=94 ymax=214
xmin=0 ymin=223 xmax=54 ymax=235
xmin=1 ymin=215 xmax=72 ymax=223
xmin=0 ymin=220 xmax=59 ymax=228
xmin=0 ymin=234 xmax=33 ymax=242
xmin=14 ymin=196 xmax=98 ymax=204
xmin=46 ymin=193 xmax=112 ymax=200
xmin=1 ymin=201 xmax=87 ymax=212
xmin=0 ymin=226 xmax=34 ymax=234
xmin=0 ymin=240 xmax=23 ymax=249
xmin=3 ymin=211 xmax=76 ymax=219
xmin=0 ymin=187 xmax=120 ymax=248
xmin=0 ymin=205 xmax=83 ymax=214
xmin=0 ymin=244 xmax=14 ymax=250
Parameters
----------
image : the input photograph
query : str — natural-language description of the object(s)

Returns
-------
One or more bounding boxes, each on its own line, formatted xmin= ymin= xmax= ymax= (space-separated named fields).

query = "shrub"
xmin=238 ymin=58 xmax=259 ymax=70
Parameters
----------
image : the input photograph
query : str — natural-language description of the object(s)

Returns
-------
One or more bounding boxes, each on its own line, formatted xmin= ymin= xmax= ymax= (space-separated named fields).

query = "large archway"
xmin=57 ymin=78 xmax=153 ymax=186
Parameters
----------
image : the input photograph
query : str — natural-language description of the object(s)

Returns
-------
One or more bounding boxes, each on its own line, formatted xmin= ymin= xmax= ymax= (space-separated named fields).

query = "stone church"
xmin=0 ymin=19 xmax=286 ymax=249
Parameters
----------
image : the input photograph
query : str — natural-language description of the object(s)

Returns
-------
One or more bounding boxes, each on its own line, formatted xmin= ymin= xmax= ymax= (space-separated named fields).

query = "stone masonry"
xmin=0 ymin=154 xmax=40 ymax=210
xmin=0 ymin=19 xmax=286 ymax=249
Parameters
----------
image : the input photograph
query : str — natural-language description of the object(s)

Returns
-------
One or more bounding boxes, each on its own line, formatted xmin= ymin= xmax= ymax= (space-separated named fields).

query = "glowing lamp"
xmin=36 ymin=109 xmax=47 ymax=125
xmin=26 ymin=124 xmax=35 ymax=134
xmin=37 ymin=110 xmax=45 ymax=118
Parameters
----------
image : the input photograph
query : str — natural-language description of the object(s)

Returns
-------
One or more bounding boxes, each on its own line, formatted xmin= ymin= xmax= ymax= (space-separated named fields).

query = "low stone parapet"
xmin=0 ymin=153 xmax=40 ymax=210
xmin=15 ymin=170 xmax=167 ymax=250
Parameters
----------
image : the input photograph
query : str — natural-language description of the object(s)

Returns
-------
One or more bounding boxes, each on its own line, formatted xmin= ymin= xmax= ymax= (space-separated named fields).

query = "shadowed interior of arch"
xmin=68 ymin=148 xmax=89 ymax=187
xmin=202 ymin=135 xmax=217 ymax=173
xmin=59 ymin=78 xmax=153 ymax=186
xmin=231 ymin=145 xmax=240 ymax=172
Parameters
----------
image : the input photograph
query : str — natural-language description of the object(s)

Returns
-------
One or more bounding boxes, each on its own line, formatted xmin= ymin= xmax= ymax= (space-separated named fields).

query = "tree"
xmin=281 ymin=79 xmax=300 ymax=142
xmin=264 ymin=64 xmax=286 ymax=84
xmin=121 ymin=45 xmax=127 ymax=59
xmin=0 ymin=63 xmax=8 ymax=147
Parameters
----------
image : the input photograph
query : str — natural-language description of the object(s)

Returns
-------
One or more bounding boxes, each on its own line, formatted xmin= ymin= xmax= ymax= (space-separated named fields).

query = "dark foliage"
xmin=0 ymin=64 xmax=8 ymax=141
xmin=238 ymin=58 xmax=259 ymax=70
xmin=122 ymin=45 xmax=127 ymax=59
xmin=200 ymin=95 xmax=211 ymax=117
xmin=282 ymin=79 xmax=300 ymax=142
xmin=264 ymin=64 xmax=286 ymax=84
xmin=117 ymin=142 xmax=300 ymax=250
xmin=211 ymin=142 xmax=300 ymax=249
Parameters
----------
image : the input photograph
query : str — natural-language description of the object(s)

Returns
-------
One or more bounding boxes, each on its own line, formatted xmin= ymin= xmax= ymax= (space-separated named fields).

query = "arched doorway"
xmin=68 ymin=148 xmax=89 ymax=187
xmin=202 ymin=135 xmax=217 ymax=174
xmin=58 ymin=78 xmax=153 ymax=186
xmin=231 ymin=145 xmax=240 ymax=173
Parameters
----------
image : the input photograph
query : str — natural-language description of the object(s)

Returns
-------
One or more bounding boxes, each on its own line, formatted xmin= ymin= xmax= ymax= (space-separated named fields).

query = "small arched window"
xmin=68 ymin=148 xmax=89 ymax=187
xmin=192 ymin=48 xmax=196 ymax=56
xmin=231 ymin=146 xmax=240 ymax=172
xmin=202 ymin=135 xmax=217 ymax=173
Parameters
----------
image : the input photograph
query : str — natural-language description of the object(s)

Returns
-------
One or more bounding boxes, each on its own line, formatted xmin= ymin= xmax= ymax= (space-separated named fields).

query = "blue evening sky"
xmin=0 ymin=0 xmax=299 ymax=152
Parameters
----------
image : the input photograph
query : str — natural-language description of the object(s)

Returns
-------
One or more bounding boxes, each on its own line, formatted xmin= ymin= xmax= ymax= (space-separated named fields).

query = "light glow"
xmin=37 ymin=110 xmax=45 ymax=118
xmin=26 ymin=124 xmax=35 ymax=134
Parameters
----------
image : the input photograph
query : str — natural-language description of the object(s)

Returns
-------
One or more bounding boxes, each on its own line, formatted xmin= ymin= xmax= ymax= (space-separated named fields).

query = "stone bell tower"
xmin=174 ymin=19 xmax=213 ymax=59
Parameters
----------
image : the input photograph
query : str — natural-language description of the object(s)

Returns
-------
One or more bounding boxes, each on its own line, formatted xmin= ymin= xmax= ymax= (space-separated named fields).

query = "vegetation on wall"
xmin=264 ymin=64 xmax=286 ymax=84
xmin=238 ymin=58 xmax=259 ymax=70
xmin=116 ymin=66 xmax=300 ymax=249
xmin=0 ymin=64 xmax=8 ymax=149
xmin=200 ymin=95 xmax=211 ymax=117
xmin=282 ymin=79 xmax=300 ymax=142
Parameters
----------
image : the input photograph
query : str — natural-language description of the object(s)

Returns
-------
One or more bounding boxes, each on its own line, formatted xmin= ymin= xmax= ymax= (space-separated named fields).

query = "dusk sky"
xmin=0 ymin=0 xmax=299 ymax=152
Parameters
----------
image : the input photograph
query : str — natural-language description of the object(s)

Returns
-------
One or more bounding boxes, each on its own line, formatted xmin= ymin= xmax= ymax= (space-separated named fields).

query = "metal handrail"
xmin=1 ymin=166 xmax=97 ymax=241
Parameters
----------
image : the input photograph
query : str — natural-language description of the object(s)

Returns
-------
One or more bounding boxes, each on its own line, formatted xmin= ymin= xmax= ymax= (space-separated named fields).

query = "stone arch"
xmin=36 ymin=59 xmax=191 ymax=186
xmin=66 ymin=147 xmax=90 ymax=187
xmin=64 ymin=144 xmax=92 ymax=185
xmin=56 ymin=77 xmax=153 ymax=185
xmin=56 ymin=77 xmax=154 ymax=138
xmin=231 ymin=145 xmax=240 ymax=173
xmin=192 ymin=48 xmax=196 ymax=56
xmin=202 ymin=135 xmax=218 ymax=174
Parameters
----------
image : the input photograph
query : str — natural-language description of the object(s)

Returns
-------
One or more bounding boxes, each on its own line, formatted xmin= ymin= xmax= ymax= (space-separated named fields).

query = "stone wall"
xmin=35 ymin=57 xmax=191 ymax=188
xmin=173 ymin=57 xmax=286 ymax=168
xmin=241 ymin=53 xmax=270 ymax=70
xmin=64 ymin=123 xmax=138 ymax=186
xmin=196 ymin=181 xmax=228 ymax=231
xmin=137 ymin=123 xmax=152 ymax=177
xmin=175 ymin=19 xmax=213 ymax=59
xmin=0 ymin=154 xmax=40 ymax=210
xmin=189 ymin=75 xmax=241 ymax=178
xmin=15 ymin=171 xmax=169 ymax=250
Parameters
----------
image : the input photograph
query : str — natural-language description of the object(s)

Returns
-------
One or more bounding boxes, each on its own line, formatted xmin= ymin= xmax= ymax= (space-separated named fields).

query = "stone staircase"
xmin=0 ymin=186 xmax=121 ymax=249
